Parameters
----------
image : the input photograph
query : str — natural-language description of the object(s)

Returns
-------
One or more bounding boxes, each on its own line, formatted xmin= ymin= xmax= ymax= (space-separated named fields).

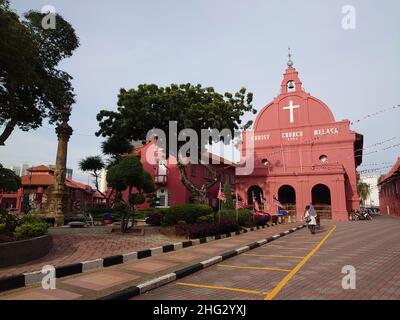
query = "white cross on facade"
xmin=283 ymin=100 xmax=300 ymax=123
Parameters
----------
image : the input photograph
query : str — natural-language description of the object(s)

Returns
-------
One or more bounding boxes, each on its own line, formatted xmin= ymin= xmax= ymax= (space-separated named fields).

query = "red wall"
xmin=121 ymin=142 xmax=236 ymax=209
xmin=379 ymin=177 xmax=400 ymax=216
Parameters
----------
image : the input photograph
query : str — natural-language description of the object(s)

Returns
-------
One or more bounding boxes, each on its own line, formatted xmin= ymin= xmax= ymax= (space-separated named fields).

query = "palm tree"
xmin=357 ymin=182 xmax=371 ymax=207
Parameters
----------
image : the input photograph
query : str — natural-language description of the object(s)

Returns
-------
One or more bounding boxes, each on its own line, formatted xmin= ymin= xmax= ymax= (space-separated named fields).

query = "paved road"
xmin=134 ymin=215 xmax=400 ymax=300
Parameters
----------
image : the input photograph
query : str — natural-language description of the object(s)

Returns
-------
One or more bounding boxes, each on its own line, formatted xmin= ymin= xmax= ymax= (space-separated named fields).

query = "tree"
xmin=222 ymin=181 xmax=234 ymax=210
xmin=96 ymin=83 xmax=255 ymax=203
xmin=358 ymin=181 xmax=370 ymax=207
xmin=0 ymin=2 xmax=79 ymax=146
xmin=79 ymin=156 xmax=108 ymax=204
xmin=106 ymin=156 xmax=154 ymax=232
xmin=0 ymin=164 xmax=21 ymax=192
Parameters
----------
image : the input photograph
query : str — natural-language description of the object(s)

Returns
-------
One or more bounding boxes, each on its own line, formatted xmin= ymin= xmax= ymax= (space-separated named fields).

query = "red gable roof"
xmin=20 ymin=165 xmax=94 ymax=193
xmin=379 ymin=157 xmax=400 ymax=185
xmin=21 ymin=174 xmax=54 ymax=186
xmin=28 ymin=165 xmax=53 ymax=173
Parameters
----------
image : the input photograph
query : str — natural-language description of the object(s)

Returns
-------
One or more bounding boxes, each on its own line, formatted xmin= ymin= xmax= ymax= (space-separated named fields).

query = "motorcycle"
xmin=352 ymin=209 xmax=372 ymax=221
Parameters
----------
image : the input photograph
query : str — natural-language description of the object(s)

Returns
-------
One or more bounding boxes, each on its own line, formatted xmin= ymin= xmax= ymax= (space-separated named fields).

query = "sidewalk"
xmin=0 ymin=225 xmax=180 ymax=278
xmin=0 ymin=222 xmax=303 ymax=300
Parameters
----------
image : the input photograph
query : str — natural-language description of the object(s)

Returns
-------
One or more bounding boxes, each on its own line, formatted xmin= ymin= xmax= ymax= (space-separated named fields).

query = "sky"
xmin=1 ymin=0 xmax=399 ymax=185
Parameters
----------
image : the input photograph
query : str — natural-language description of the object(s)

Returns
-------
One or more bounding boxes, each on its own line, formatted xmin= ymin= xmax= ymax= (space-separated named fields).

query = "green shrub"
xmin=0 ymin=211 xmax=20 ymax=233
xmin=112 ymin=203 xmax=130 ymax=218
xmin=219 ymin=209 xmax=253 ymax=226
xmin=21 ymin=215 xmax=46 ymax=225
xmin=220 ymin=209 xmax=236 ymax=219
xmin=162 ymin=204 xmax=213 ymax=226
xmin=145 ymin=212 xmax=165 ymax=226
xmin=237 ymin=209 xmax=253 ymax=226
xmin=196 ymin=214 xmax=214 ymax=224
xmin=136 ymin=208 xmax=168 ymax=220
xmin=0 ymin=223 xmax=6 ymax=234
xmin=14 ymin=222 xmax=49 ymax=240
xmin=175 ymin=218 xmax=240 ymax=239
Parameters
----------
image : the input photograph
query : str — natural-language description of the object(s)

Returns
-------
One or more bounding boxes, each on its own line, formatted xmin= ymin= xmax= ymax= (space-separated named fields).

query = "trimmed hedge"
xmin=138 ymin=208 xmax=168 ymax=220
xmin=14 ymin=222 xmax=49 ymax=240
xmin=196 ymin=214 xmax=214 ymax=224
xmin=162 ymin=204 xmax=213 ymax=226
xmin=0 ymin=213 xmax=49 ymax=242
xmin=145 ymin=212 xmax=164 ymax=226
xmin=175 ymin=218 xmax=240 ymax=239
xmin=220 ymin=209 xmax=254 ymax=227
xmin=0 ymin=211 xmax=19 ymax=234
xmin=253 ymin=215 xmax=269 ymax=226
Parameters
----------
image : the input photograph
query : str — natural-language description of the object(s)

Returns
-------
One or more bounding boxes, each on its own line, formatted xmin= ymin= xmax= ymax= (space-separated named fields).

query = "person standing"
xmin=304 ymin=205 xmax=317 ymax=234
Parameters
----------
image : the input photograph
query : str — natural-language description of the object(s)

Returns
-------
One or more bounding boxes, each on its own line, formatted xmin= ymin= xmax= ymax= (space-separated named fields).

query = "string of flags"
xmin=350 ymin=105 xmax=400 ymax=125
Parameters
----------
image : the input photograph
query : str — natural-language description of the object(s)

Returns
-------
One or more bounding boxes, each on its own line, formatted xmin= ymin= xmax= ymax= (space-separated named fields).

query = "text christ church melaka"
xmin=237 ymin=57 xmax=363 ymax=221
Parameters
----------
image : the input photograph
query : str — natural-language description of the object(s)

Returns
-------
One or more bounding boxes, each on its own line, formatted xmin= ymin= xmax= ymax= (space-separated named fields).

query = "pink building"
xmin=236 ymin=59 xmax=363 ymax=221
xmin=120 ymin=141 xmax=236 ymax=209
xmin=378 ymin=158 xmax=400 ymax=216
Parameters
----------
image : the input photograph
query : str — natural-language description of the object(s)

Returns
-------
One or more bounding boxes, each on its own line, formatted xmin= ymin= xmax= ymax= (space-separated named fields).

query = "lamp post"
xmin=44 ymin=105 xmax=73 ymax=226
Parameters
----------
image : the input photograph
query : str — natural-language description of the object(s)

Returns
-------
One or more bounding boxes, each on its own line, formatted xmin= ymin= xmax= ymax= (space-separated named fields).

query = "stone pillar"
xmin=43 ymin=105 xmax=73 ymax=226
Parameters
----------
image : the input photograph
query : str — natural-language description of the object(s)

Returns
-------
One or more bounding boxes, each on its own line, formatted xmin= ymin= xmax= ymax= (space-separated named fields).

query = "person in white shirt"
xmin=304 ymin=205 xmax=317 ymax=234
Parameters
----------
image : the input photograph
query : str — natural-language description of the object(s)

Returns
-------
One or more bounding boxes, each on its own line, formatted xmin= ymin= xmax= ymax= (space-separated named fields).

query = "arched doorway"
xmin=311 ymin=184 xmax=332 ymax=219
xmin=277 ymin=185 xmax=296 ymax=220
xmin=247 ymin=186 xmax=263 ymax=206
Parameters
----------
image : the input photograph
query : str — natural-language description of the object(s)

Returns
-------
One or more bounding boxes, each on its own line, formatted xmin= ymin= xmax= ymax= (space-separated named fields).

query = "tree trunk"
xmin=93 ymin=172 xmax=109 ymax=207
xmin=0 ymin=120 xmax=17 ymax=146
xmin=177 ymin=162 xmax=220 ymax=205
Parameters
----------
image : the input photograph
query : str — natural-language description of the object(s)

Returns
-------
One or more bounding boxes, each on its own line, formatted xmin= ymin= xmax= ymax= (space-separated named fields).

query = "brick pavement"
xmin=0 ymin=226 xmax=181 ymax=278
xmin=134 ymin=215 xmax=400 ymax=300
xmin=0 ymin=222 xmax=302 ymax=300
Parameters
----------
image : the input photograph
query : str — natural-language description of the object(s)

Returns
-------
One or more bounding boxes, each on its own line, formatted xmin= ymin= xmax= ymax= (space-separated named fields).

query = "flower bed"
xmin=0 ymin=212 xmax=50 ymax=243
xmin=175 ymin=218 xmax=240 ymax=239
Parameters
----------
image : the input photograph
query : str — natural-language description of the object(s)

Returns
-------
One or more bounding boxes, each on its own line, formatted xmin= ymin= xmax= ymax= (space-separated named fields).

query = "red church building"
xmin=236 ymin=57 xmax=363 ymax=221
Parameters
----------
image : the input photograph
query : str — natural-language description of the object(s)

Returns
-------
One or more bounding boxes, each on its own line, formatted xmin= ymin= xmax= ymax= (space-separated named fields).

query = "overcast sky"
xmin=1 ymin=0 xmax=399 ymax=185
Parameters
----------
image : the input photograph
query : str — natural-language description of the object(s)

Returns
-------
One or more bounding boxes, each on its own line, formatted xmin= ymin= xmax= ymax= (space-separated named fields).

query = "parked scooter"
xmin=352 ymin=209 xmax=372 ymax=221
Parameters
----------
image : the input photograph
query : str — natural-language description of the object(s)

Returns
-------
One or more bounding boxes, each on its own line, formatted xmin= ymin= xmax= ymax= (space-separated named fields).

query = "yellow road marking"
xmin=259 ymin=245 xmax=311 ymax=250
xmin=176 ymin=282 xmax=270 ymax=295
xmin=218 ymin=264 xmax=291 ymax=272
xmin=244 ymin=253 xmax=304 ymax=259
xmin=264 ymin=225 xmax=337 ymax=300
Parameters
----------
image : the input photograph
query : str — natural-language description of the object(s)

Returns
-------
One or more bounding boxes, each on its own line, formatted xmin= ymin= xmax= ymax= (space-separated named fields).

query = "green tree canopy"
xmin=0 ymin=164 xmax=21 ymax=192
xmin=222 ymin=181 xmax=234 ymax=210
xmin=96 ymin=83 xmax=255 ymax=203
xmin=106 ymin=156 xmax=155 ymax=232
xmin=79 ymin=156 xmax=107 ymax=203
xmin=0 ymin=3 xmax=79 ymax=145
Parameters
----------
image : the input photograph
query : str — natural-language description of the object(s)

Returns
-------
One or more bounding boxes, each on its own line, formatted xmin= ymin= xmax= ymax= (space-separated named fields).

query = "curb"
xmin=0 ymin=222 xmax=284 ymax=293
xmin=98 ymin=224 xmax=307 ymax=300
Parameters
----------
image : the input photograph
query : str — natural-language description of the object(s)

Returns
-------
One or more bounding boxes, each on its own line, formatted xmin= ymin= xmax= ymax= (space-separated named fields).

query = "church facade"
xmin=236 ymin=58 xmax=363 ymax=221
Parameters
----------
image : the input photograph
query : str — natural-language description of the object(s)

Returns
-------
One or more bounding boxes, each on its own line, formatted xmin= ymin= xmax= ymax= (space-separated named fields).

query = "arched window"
xmin=247 ymin=186 xmax=263 ymax=205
